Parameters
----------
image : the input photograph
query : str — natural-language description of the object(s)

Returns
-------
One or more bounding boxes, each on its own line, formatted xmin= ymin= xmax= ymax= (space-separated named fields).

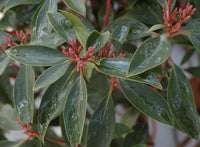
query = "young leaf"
xmin=97 ymin=58 xmax=162 ymax=89
xmin=6 ymin=45 xmax=68 ymax=66
xmin=127 ymin=35 xmax=172 ymax=76
xmin=86 ymin=31 xmax=110 ymax=53
xmin=3 ymin=0 xmax=42 ymax=13
xmin=33 ymin=61 xmax=70 ymax=90
xmin=63 ymin=78 xmax=87 ymax=147
xmin=62 ymin=0 xmax=86 ymax=16
xmin=38 ymin=71 xmax=80 ymax=141
xmin=87 ymin=97 xmax=115 ymax=147
xmin=0 ymin=103 xmax=21 ymax=130
xmin=119 ymin=79 xmax=173 ymax=126
xmin=14 ymin=65 xmax=35 ymax=124
xmin=168 ymin=64 xmax=200 ymax=139
xmin=60 ymin=11 xmax=90 ymax=48
xmin=47 ymin=12 xmax=76 ymax=42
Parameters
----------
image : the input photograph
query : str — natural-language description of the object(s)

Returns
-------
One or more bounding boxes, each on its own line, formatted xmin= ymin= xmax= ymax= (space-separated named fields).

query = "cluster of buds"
xmin=0 ymin=30 xmax=30 ymax=47
xmin=163 ymin=0 xmax=196 ymax=36
xmin=97 ymin=40 xmax=126 ymax=59
xmin=62 ymin=39 xmax=95 ymax=75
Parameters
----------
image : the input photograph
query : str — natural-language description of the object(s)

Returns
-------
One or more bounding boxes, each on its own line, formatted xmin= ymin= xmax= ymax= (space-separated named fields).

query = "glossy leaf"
xmin=6 ymin=45 xmax=68 ymax=66
xmin=168 ymin=64 xmax=200 ymax=139
xmin=103 ymin=18 xmax=149 ymax=40
xmin=119 ymin=79 xmax=173 ymax=126
xmin=113 ymin=123 xmax=133 ymax=139
xmin=86 ymin=31 xmax=110 ymax=53
xmin=0 ymin=52 xmax=10 ymax=76
xmin=111 ymin=24 xmax=129 ymax=44
xmin=0 ymin=103 xmax=21 ymax=130
xmin=97 ymin=58 xmax=162 ymax=89
xmin=38 ymin=71 xmax=80 ymax=141
xmin=124 ymin=122 xmax=148 ymax=147
xmin=47 ymin=12 xmax=76 ymax=42
xmin=34 ymin=61 xmax=70 ymax=90
xmin=62 ymin=0 xmax=86 ymax=16
xmin=127 ymin=35 xmax=172 ymax=76
xmin=14 ymin=65 xmax=35 ymax=124
xmin=31 ymin=32 xmax=66 ymax=48
xmin=184 ymin=18 xmax=200 ymax=54
xmin=61 ymin=11 xmax=90 ymax=48
xmin=63 ymin=78 xmax=87 ymax=147
xmin=4 ymin=0 xmax=41 ymax=13
xmin=87 ymin=97 xmax=115 ymax=147
xmin=34 ymin=0 xmax=57 ymax=40
xmin=181 ymin=48 xmax=195 ymax=65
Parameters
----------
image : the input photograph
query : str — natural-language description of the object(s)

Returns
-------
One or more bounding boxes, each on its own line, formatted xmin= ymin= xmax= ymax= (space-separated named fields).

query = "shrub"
xmin=0 ymin=0 xmax=200 ymax=146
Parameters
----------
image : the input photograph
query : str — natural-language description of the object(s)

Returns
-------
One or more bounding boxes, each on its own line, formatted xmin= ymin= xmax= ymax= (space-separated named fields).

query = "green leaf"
xmin=167 ymin=64 xmax=200 ymax=139
xmin=97 ymin=58 xmax=162 ymax=89
xmin=47 ymin=12 xmax=76 ymax=42
xmin=4 ymin=0 xmax=41 ymax=13
xmin=81 ymin=124 xmax=88 ymax=147
xmin=113 ymin=123 xmax=133 ymax=139
xmin=14 ymin=65 xmax=35 ymax=124
xmin=38 ymin=70 xmax=80 ymax=141
xmin=31 ymin=32 xmax=66 ymax=48
xmin=60 ymin=11 xmax=90 ymax=48
xmin=121 ymin=107 xmax=140 ymax=128
xmin=0 ymin=72 xmax=13 ymax=104
xmin=103 ymin=18 xmax=149 ymax=40
xmin=62 ymin=0 xmax=86 ymax=16
xmin=127 ymin=35 xmax=172 ymax=76
xmin=6 ymin=45 xmax=68 ymax=66
xmin=124 ymin=122 xmax=148 ymax=147
xmin=119 ymin=79 xmax=173 ymax=126
xmin=32 ymin=0 xmax=57 ymax=40
xmin=0 ymin=52 xmax=10 ymax=76
xmin=0 ymin=103 xmax=21 ymax=130
xmin=195 ymin=0 xmax=200 ymax=17
xmin=148 ymin=24 xmax=165 ymax=33
xmin=185 ymin=67 xmax=200 ymax=78
xmin=87 ymin=97 xmax=115 ymax=147
xmin=184 ymin=18 xmax=200 ymax=54
xmin=86 ymin=31 xmax=110 ymax=53
xmin=181 ymin=48 xmax=195 ymax=65
xmin=0 ymin=141 xmax=19 ymax=147
xmin=111 ymin=24 xmax=129 ymax=44
xmin=60 ymin=115 xmax=70 ymax=145
xmin=34 ymin=61 xmax=70 ymax=90
xmin=63 ymin=78 xmax=87 ymax=147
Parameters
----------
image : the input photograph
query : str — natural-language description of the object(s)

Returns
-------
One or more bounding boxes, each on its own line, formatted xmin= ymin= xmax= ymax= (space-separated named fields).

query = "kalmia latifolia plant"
xmin=0 ymin=0 xmax=200 ymax=146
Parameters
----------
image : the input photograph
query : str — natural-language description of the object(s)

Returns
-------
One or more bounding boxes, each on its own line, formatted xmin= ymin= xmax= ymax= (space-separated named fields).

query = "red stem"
xmin=44 ymin=136 xmax=66 ymax=145
xmin=12 ymin=63 xmax=20 ymax=71
xmin=103 ymin=0 xmax=111 ymax=28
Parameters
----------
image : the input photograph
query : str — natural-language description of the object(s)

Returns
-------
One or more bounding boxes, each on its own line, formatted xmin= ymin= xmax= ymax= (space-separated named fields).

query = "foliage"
xmin=0 ymin=0 xmax=200 ymax=146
